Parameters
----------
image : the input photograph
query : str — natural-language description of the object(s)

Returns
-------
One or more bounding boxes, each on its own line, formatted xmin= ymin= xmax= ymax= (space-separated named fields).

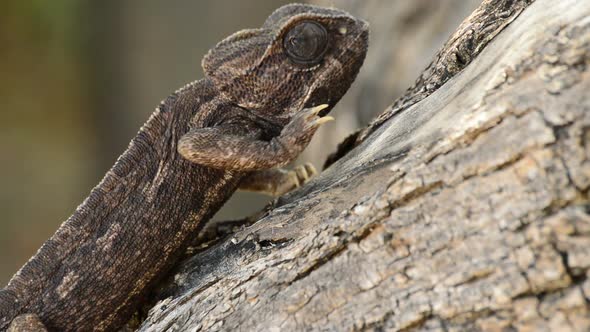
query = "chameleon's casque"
xmin=0 ymin=4 xmax=368 ymax=331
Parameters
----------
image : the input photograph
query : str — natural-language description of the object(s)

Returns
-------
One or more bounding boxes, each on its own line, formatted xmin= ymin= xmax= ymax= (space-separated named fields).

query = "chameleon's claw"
xmin=305 ymin=104 xmax=330 ymax=118
xmin=314 ymin=116 xmax=335 ymax=125
xmin=311 ymin=104 xmax=329 ymax=114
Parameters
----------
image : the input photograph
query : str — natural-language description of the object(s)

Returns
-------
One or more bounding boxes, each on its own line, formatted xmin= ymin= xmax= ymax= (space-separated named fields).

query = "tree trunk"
xmin=139 ymin=0 xmax=590 ymax=330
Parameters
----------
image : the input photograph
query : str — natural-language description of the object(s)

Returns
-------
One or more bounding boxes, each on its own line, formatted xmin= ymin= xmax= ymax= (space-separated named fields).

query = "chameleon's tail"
xmin=0 ymin=288 xmax=21 ymax=331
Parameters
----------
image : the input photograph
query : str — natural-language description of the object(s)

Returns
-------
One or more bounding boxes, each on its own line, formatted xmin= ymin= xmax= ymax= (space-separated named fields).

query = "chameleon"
xmin=0 ymin=3 xmax=368 ymax=331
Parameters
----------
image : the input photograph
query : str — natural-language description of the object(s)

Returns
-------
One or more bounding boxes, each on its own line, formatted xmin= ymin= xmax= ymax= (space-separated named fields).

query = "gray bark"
xmin=139 ymin=0 xmax=590 ymax=330
xmin=304 ymin=0 xmax=482 ymax=165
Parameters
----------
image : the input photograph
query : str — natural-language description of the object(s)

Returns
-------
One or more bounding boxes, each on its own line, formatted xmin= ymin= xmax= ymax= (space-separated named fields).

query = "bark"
xmin=139 ymin=0 xmax=590 ymax=330
xmin=306 ymin=0 xmax=481 ymax=165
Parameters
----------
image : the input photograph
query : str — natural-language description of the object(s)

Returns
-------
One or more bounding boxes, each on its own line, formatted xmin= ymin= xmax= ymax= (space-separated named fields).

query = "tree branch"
xmin=139 ymin=0 xmax=590 ymax=330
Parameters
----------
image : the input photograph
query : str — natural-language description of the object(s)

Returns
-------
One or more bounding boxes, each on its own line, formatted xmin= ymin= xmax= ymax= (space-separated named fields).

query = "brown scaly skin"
xmin=0 ymin=4 xmax=368 ymax=331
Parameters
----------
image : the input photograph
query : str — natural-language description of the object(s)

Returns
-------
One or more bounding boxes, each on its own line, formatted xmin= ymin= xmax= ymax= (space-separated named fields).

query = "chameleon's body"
xmin=0 ymin=4 xmax=368 ymax=331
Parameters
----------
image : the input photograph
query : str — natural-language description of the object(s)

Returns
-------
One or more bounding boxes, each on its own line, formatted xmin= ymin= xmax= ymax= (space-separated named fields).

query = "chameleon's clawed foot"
xmin=299 ymin=104 xmax=334 ymax=129
xmin=280 ymin=104 xmax=334 ymax=145
xmin=270 ymin=162 xmax=318 ymax=197
xmin=238 ymin=163 xmax=319 ymax=197
xmin=291 ymin=162 xmax=318 ymax=188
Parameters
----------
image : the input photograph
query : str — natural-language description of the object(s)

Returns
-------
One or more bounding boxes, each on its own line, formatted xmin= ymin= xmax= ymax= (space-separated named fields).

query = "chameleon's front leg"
xmin=179 ymin=104 xmax=331 ymax=195
xmin=178 ymin=104 xmax=331 ymax=196
xmin=178 ymin=104 xmax=332 ymax=171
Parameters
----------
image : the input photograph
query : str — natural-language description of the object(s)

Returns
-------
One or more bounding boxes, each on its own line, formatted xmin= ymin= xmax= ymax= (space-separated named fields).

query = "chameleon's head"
xmin=202 ymin=3 xmax=369 ymax=121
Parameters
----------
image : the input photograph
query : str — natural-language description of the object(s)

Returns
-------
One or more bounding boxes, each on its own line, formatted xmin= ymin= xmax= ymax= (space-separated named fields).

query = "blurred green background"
xmin=0 ymin=0 xmax=292 ymax=285
xmin=0 ymin=0 xmax=480 ymax=285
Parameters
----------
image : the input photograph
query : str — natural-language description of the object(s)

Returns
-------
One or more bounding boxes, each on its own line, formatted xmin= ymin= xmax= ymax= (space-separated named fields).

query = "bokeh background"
xmin=0 ymin=0 xmax=480 ymax=285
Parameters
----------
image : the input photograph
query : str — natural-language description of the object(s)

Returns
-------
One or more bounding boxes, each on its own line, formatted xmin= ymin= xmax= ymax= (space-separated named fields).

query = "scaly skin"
xmin=0 ymin=4 xmax=368 ymax=331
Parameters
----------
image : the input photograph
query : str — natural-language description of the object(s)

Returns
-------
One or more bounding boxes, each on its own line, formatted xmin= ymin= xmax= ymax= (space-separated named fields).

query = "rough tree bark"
xmin=305 ymin=0 xmax=481 ymax=165
xmin=138 ymin=0 xmax=590 ymax=330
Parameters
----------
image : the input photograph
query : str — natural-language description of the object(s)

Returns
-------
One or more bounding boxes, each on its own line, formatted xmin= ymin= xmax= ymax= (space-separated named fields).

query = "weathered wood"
xmin=302 ymin=0 xmax=482 ymax=166
xmin=139 ymin=0 xmax=590 ymax=330
xmin=324 ymin=0 xmax=534 ymax=167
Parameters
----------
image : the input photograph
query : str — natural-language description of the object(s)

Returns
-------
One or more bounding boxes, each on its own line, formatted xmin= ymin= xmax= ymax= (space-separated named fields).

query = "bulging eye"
xmin=283 ymin=21 xmax=328 ymax=65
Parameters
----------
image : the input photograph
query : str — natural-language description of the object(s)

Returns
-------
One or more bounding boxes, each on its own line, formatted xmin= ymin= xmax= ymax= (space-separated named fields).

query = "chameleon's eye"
xmin=283 ymin=21 xmax=328 ymax=65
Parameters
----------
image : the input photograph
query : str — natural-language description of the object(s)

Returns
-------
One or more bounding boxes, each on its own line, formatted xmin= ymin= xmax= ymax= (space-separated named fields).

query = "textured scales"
xmin=0 ymin=4 xmax=368 ymax=331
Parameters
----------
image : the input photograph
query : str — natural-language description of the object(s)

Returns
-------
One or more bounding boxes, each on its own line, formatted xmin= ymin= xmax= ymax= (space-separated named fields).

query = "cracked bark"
xmin=138 ymin=0 xmax=590 ymax=331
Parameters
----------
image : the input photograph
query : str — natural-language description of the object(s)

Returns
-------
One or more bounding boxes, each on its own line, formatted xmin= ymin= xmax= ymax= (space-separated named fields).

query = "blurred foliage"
xmin=0 ymin=0 xmax=94 ymax=284
xmin=0 ymin=0 xmax=290 ymax=285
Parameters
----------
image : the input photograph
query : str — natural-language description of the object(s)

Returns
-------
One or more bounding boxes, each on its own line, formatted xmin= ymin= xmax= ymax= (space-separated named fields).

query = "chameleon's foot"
xmin=238 ymin=162 xmax=319 ymax=197
xmin=268 ymin=162 xmax=318 ymax=196
xmin=8 ymin=314 xmax=47 ymax=332
xmin=302 ymin=104 xmax=334 ymax=125
xmin=284 ymin=104 xmax=334 ymax=138
xmin=291 ymin=162 xmax=318 ymax=188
